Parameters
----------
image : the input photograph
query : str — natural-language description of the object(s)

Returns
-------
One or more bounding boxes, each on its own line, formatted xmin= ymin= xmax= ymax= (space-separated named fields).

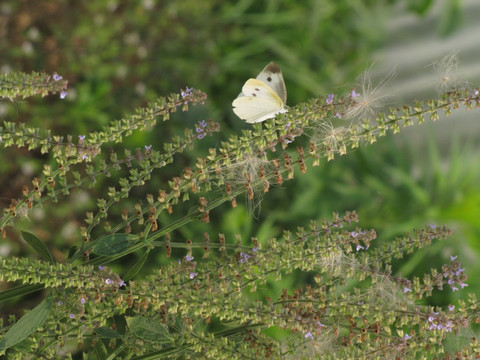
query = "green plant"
xmin=0 ymin=68 xmax=479 ymax=359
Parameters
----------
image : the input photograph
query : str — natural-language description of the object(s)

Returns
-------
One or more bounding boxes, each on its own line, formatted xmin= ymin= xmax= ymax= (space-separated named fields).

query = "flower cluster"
xmin=1 ymin=210 xmax=479 ymax=359
xmin=239 ymin=252 xmax=251 ymax=263
xmin=0 ymin=71 xmax=68 ymax=100
xmin=181 ymin=86 xmax=193 ymax=98
xmin=443 ymin=255 xmax=468 ymax=292
xmin=427 ymin=311 xmax=454 ymax=332
xmin=195 ymin=120 xmax=207 ymax=139
xmin=2 ymin=64 xmax=480 ymax=360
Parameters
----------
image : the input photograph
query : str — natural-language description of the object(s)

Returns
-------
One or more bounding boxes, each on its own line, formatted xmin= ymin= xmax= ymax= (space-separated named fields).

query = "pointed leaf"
xmin=92 ymin=341 xmax=108 ymax=360
xmin=94 ymin=326 xmax=121 ymax=339
xmin=92 ymin=234 xmax=133 ymax=256
xmin=11 ymin=338 xmax=32 ymax=353
xmin=21 ymin=231 xmax=55 ymax=264
xmin=67 ymin=245 xmax=78 ymax=260
xmin=0 ymin=297 xmax=53 ymax=351
xmin=127 ymin=316 xmax=173 ymax=343
xmin=123 ymin=250 xmax=150 ymax=281
xmin=0 ymin=284 xmax=44 ymax=303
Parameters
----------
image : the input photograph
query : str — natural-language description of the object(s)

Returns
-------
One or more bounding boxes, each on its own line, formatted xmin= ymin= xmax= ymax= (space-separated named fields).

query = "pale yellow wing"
xmin=232 ymin=79 xmax=287 ymax=123
xmin=254 ymin=62 xmax=287 ymax=104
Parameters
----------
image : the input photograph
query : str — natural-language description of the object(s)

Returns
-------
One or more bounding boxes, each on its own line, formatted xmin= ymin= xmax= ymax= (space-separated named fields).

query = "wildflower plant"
xmin=0 ymin=66 xmax=480 ymax=360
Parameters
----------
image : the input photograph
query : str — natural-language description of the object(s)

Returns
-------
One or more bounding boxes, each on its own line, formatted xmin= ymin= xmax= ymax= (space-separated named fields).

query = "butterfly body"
xmin=232 ymin=62 xmax=287 ymax=123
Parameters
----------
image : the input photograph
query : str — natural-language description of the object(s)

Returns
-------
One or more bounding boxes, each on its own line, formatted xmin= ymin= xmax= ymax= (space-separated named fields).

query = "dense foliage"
xmin=0 ymin=1 xmax=478 ymax=359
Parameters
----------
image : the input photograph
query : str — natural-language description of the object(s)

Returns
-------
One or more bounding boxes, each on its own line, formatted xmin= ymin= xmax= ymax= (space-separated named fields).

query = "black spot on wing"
xmin=264 ymin=62 xmax=281 ymax=74
xmin=249 ymin=87 xmax=261 ymax=97
xmin=267 ymin=76 xmax=272 ymax=82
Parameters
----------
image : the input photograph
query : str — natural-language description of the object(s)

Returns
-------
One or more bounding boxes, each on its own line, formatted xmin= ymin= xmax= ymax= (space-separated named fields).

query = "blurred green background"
xmin=1 ymin=0 xmax=479 ymax=319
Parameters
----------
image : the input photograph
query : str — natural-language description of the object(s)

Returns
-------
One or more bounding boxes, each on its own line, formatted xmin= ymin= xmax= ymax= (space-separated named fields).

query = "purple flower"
xmin=356 ymin=244 xmax=364 ymax=251
xmin=195 ymin=120 xmax=208 ymax=139
xmin=181 ymin=86 xmax=193 ymax=98
xmin=190 ymin=272 xmax=197 ymax=279
xmin=304 ymin=331 xmax=314 ymax=339
xmin=69 ymin=314 xmax=75 ymax=319
xmin=451 ymin=286 xmax=459 ymax=292
xmin=326 ymin=94 xmax=334 ymax=104
xmin=118 ymin=279 xmax=126 ymax=287
xmin=403 ymin=334 xmax=411 ymax=340
xmin=403 ymin=287 xmax=412 ymax=293
xmin=78 ymin=135 xmax=86 ymax=141
xmin=448 ymin=304 xmax=455 ymax=311
xmin=53 ymin=73 xmax=63 ymax=81
xmin=145 ymin=145 xmax=152 ymax=151
xmin=60 ymin=91 xmax=68 ymax=99
xmin=455 ymin=267 xmax=465 ymax=276
xmin=98 ymin=266 xmax=106 ymax=271
xmin=460 ymin=282 xmax=468 ymax=288
xmin=475 ymin=89 xmax=479 ymax=95
xmin=252 ymin=247 xmax=258 ymax=252
xmin=240 ymin=252 xmax=251 ymax=263
xmin=80 ymin=297 xmax=86 ymax=304
xmin=185 ymin=254 xmax=194 ymax=262
xmin=350 ymin=231 xmax=358 ymax=237
xmin=450 ymin=255 xmax=457 ymax=261
xmin=351 ymin=90 xmax=359 ymax=97
xmin=429 ymin=224 xmax=436 ymax=230
xmin=57 ymin=301 xmax=63 ymax=306
xmin=317 ymin=321 xmax=325 ymax=328
xmin=105 ymin=278 xmax=113 ymax=285
xmin=335 ymin=112 xmax=341 ymax=119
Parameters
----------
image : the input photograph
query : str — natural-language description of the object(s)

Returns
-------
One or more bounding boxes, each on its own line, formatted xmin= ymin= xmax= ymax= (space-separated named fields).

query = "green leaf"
xmin=92 ymin=341 xmax=108 ymax=360
xmin=439 ymin=0 xmax=461 ymax=36
xmin=92 ymin=234 xmax=133 ymax=256
xmin=0 ymin=297 xmax=53 ymax=351
xmin=94 ymin=326 xmax=122 ymax=339
xmin=67 ymin=245 xmax=78 ymax=260
xmin=11 ymin=338 xmax=32 ymax=353
xmin=123 ymin=250 xmax=150 ymax=281
xmin=407 ymin=0 xmax=433 ymax=15
xmin=0 ymin=284 xmax=44 ymax=302
xmin=21 ymin=231 xmax=55 ymax=264
xmin=127 ymin=316 xmax=173 ymax=343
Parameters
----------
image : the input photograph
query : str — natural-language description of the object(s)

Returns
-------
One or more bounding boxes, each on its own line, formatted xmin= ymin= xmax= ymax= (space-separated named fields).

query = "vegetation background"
xmin=1 ymin=0 xmax=480 ymax=348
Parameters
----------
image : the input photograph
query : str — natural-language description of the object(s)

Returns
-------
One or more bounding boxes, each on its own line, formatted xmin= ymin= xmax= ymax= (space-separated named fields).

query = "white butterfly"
xmin=232 ymin=62 xmax=288 ymax=123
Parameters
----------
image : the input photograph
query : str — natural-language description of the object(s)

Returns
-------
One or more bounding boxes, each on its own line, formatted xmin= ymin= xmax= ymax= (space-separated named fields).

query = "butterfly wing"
xmin=233 ymin=97 xmax=285 ymax=123
xmin=254 ymin=62 xmax=287 ymax=104
xmin=232 ymin=79 xmax=287 ymax=123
